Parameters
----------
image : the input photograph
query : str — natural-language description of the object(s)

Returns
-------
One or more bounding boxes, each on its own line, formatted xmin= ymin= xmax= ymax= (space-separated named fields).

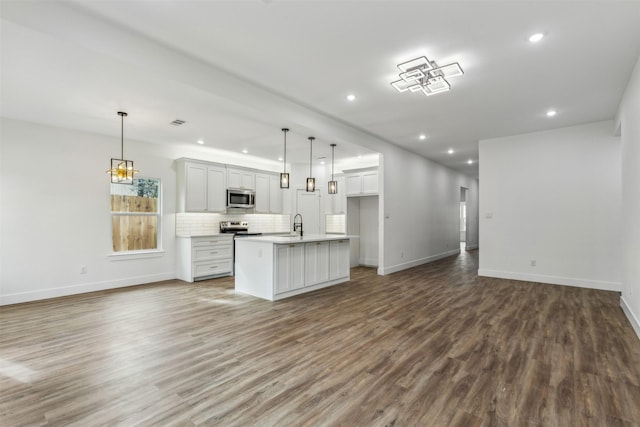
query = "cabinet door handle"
xmin=210 ymin=266 xmax=218 ymax=269
xmin=210 ymin=251 xmax=218 ymax=254
xmin=289 ymin=244 xmax=295 ymax=248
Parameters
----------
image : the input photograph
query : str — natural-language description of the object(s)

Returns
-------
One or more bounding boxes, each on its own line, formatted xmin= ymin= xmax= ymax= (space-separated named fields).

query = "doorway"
xmin=460 ymin=187 xmax=468 ymax=251
xmin=296 ymin=190 xmax=321 ymax=235
xmin=347 ymin=195 xmax=379 ymax=267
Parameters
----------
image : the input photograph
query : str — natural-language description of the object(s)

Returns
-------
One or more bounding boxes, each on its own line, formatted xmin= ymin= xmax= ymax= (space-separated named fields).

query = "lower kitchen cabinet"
xmin=275 ymin=243 xmax=305 ymax=294
xmin=177 ymin=234 xmax=233 ymax=282
xmin=329 ymin=239 xmax=350 ymax=279
xmin=305 ymin=241 xmax=330 ymax=286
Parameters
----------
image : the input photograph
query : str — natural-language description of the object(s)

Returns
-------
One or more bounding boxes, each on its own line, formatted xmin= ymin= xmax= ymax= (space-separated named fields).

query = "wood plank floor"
xmin=1 ymin=250 xmax=639 ymax=426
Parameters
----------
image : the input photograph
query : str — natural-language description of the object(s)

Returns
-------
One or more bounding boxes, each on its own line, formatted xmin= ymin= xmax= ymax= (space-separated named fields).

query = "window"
xmin=110 ymin=178 xmax=161 ymax=253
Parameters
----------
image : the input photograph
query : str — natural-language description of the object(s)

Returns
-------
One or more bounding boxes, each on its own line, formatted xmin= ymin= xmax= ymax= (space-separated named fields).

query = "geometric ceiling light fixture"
xmin=328 ymin=143 xmax=338 ymax=194
xmin=280 ymin=127 xmax=290 ymax=189
xmin=106 ymin=111 xmax=138 ymax=184
xmin=306 ymin=136 xmax=316 ymax=192
xmin=391 ymin=55 xmax=463 ymax=96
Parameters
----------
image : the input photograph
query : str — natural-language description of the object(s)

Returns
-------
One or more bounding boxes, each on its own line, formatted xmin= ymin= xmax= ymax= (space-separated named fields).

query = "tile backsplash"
xmin=176 ymin=213 xmax=290 ymax=236
xmin=325 ymin=214 xmax=346 ymax=234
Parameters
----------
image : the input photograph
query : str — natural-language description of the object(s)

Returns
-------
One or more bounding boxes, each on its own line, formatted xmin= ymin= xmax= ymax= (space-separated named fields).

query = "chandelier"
xmin=106 ymin=111 xmax=138 ymax=184
xmin=391 ymin=56 xmax=463 ymax=96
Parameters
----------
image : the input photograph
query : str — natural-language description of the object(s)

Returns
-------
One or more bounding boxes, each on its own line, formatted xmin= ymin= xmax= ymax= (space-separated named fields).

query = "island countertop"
xmin=236 ymin=234 xmax=350 ymax=244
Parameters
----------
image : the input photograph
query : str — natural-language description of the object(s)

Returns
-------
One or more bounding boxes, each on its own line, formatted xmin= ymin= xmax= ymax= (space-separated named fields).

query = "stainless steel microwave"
xmin=227 ymin=188 xmax=255 ymax=209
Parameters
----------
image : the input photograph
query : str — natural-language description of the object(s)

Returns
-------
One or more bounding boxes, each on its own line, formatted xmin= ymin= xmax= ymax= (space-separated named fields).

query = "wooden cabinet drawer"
xmin=193 ymin=260 xmax=232 ymax=278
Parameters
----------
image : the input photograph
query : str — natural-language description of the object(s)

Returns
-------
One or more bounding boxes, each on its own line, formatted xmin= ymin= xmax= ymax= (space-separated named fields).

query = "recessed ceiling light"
xmin=242 ymin=149 xmax=248 ymax=154
xmin=347 ymin=94 xmax=356 ymax=101
xmin=529 ymin=33 xmax=544 ymax=43
xmin=419 ymin=134 xmax=427 ymax=140
xmin=196 ymin=139 xmax=204 ymax=145
xmin=357 ymin=155 xmax=362 ymax=159
xmin=467 ymin=159 xmax=473 ymax=164
xmin=320 ymin=161 xmax=325 ymax=165
xmin=546 ymin=110 xmax=557 ymax=117
xmin=447 ymin=149 xmax=454 ymax=154
xmin=278 ymin=157 xmax=283 ymax=161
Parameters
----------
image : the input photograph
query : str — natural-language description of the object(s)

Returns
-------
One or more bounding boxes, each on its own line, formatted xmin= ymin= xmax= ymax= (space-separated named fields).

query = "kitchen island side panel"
xmin=235 ymin=240 xmax=275 ymax=300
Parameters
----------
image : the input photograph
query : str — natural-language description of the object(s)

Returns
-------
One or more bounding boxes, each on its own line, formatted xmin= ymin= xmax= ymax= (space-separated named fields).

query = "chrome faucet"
xmin=293 ymin=213 xmax=303 ymax=237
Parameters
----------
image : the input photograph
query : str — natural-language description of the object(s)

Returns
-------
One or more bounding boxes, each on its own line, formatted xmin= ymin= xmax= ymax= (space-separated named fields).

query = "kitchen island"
xmin=235 ymin=235 xmax=350 ymax=301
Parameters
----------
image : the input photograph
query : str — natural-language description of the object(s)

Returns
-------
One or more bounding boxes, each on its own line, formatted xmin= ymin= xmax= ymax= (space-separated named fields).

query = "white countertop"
xmin=236 ymin=234 xmax=350 ymax=244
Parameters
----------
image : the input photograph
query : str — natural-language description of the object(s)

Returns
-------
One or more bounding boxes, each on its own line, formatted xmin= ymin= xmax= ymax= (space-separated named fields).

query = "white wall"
xmin=616 ymin=56 xmax=640 ymax=338
xmin=478 ymin=120 xmax=622 ymax=291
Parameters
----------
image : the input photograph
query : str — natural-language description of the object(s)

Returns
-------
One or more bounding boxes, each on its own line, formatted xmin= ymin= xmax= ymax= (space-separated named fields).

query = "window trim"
xmin=110 ymin=177 xmax=163 ymax=255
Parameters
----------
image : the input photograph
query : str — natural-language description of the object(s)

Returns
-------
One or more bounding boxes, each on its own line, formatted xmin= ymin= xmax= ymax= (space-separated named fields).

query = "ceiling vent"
xmin=170 ymin=119 xmax=186 ymax=126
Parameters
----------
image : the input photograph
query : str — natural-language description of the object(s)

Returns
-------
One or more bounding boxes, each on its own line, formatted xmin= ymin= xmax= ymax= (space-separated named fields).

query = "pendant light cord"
xmin=331 ymin=144 xmax=335 ymax=180
xmin=117 ymin=111 xmax=128 ymax=160
xmin=282 ymin=128 xmax=288 ymax=174
xmin=309 ymin=137 xmax=314 ymax=176
xmin=120 ymin=113 xmax=124 ymax=160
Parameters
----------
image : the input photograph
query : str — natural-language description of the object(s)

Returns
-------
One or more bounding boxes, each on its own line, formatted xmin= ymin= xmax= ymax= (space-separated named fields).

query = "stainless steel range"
xmin=220 ymin=221 xmax=262 ymax=274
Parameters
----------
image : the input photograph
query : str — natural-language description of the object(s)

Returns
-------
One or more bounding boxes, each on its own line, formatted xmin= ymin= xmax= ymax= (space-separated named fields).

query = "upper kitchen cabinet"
xmin=255 ymin=173 xmax=282 ymax=214
xmin=345 ymin=168 xmax=378 ymax=196
xmin=227 ymin=167 xmax=255 ymax=190
xmin=176 ymin=159 xmax=226 ymax=212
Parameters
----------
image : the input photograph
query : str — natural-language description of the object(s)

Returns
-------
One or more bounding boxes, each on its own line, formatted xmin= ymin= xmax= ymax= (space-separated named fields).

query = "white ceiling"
xmin=2 ymin=1 xmax=639 ymax=178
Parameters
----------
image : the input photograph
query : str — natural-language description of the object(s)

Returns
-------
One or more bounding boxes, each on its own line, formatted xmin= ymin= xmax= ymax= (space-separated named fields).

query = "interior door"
xmin=296 ymin=190 xmax=321 ymax=235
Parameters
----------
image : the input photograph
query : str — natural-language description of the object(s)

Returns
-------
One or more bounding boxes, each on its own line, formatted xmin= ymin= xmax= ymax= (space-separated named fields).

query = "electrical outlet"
xmin=80 ymin=265 xmax=87 ymax=274
xmin=530 ymin=260 xmax=536 ymax=267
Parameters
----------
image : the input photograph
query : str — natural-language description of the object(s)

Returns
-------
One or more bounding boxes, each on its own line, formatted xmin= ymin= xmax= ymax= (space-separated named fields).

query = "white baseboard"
xmin=477 ymin=269 xmax=621 ymax=292
xmin=620 ymin=296 xmax=640 ymax=341
xmin=0 ymin=272 xmax=176 ymax=306
xmin=358 ymin=257 xmax=378 ymax=267
xmin=379 ymin=249 xmax=460 ymax=275
xmin=466 ymin=244 xmax=479 ymax=250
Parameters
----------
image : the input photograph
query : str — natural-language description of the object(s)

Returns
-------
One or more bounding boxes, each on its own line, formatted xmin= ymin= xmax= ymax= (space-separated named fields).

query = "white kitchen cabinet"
xmin=345 ymin=169 xmax=378 ymax=196
xmin=227 ymin=167 xmax=255 ymax=190
xmin=177 ymin=234 xmax=234 ymax=282
xmin=255 ymin=173 xmax=270 ymax=213
xmin=206 ymin=166 xmax=227 ymax=212
xmin=177 ymin=160 xmax=226 ymax=212
xmin=275 ymin=243 xmax=305 ymax=294
xmin=255 ymin=173 xmax=282 ymax=214
xmin=269 ymin=175 xmax=282 ymax=214
xmin=305 ymin=241 xmax=330 ymax=286
xmin=329 ymin=239 xmax=350 ymax=280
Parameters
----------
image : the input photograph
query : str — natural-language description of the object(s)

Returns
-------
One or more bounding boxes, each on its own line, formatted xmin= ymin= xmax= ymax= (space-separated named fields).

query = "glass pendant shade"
xmin=306 ymin=178 xmax=316 ymax=192
xmin=280 ymin=172 xmax=289 ymax=188
xmin=328 ymin=180 xmax=337 ymax=194
xmin=106 ymin=111 xmax=138 ymax=184
xmin=280 ymin=127 xmax=290 ymax=188
xmin=109 ymin=159 xmax=136 ymax=184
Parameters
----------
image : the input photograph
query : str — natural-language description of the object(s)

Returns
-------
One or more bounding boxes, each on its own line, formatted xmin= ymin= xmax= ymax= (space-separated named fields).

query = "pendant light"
xmin=106 ymin=111 xmax=138 ymax=184
xmin=280 ymin=128 xmax=290 ymax=188
xmin=328 ymin=143 xmax=337 ymax=194
xmin=306 ymin=136 xmax=315 ymax=192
